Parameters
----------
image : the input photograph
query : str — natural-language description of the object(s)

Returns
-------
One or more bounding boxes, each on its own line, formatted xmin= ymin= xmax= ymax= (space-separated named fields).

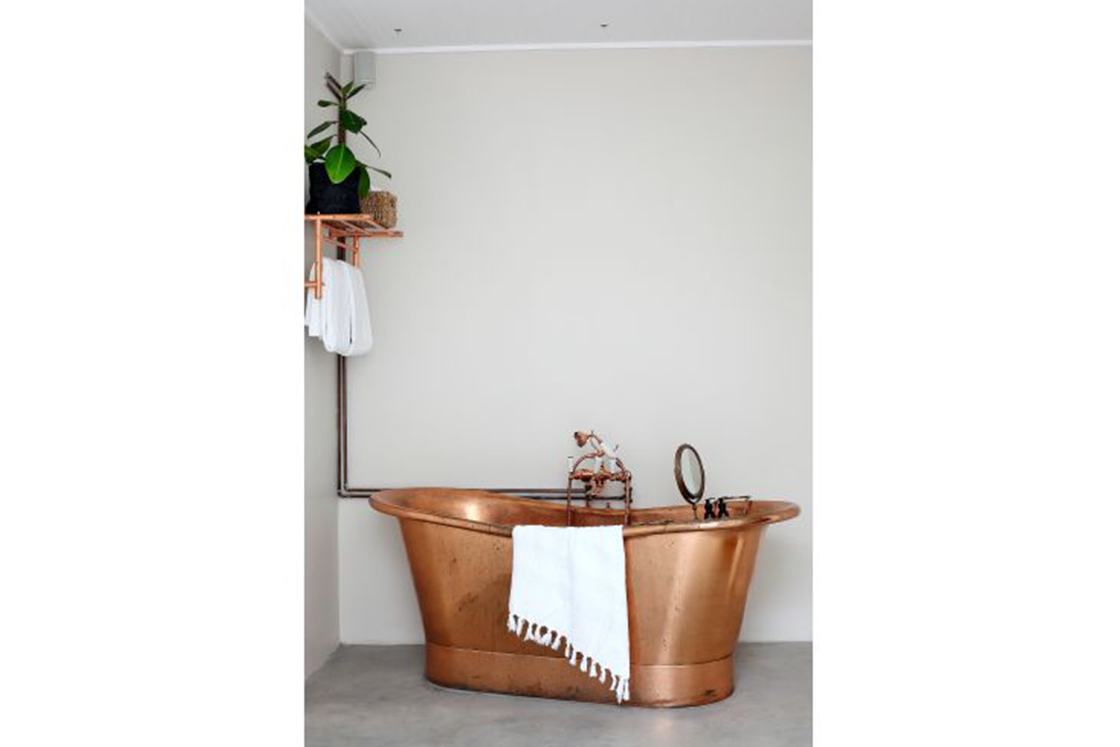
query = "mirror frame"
xmin=673 ymin=443 xmax=706 ymax=505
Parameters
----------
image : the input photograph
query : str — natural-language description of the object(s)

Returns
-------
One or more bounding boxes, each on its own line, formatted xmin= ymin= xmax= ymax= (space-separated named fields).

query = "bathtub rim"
xmin=370 ymin=488 xmax=799 ymax=538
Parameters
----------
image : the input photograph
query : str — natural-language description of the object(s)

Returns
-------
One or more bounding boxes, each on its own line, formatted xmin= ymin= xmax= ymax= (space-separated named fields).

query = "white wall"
xmin=304 ymin=17 xmax=341 ymax=677
xmin=336 ymin=46 xmax=812 ymax=643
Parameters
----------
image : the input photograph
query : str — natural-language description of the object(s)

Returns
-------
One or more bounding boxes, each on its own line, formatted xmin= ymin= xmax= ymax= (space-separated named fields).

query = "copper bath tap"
xmin=565 ymin=431 xmax=633 ymax=526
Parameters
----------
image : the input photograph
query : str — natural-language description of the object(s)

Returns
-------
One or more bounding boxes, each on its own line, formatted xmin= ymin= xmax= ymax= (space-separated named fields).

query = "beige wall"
xmin=336 ymin=46 xmax=812 ymax=643
xmin=304 ymin=17 xmax=340 ymax=677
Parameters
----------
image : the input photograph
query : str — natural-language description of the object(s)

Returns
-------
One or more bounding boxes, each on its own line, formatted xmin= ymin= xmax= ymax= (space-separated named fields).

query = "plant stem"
xmin=337 ymin=99 xmax=347 ymax=148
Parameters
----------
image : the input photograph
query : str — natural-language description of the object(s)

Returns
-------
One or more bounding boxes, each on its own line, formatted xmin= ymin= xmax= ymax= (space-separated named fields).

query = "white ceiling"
xmin=306 ymin=0 xmax=812 ymax=52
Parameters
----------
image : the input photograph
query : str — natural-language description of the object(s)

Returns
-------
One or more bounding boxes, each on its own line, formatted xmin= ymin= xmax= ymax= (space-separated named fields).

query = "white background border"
xmin=3 ymin=1 xmax=1119 ymax=744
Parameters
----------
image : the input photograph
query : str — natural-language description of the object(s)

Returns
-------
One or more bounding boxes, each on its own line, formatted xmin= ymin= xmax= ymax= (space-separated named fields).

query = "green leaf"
xmin=357 ymin=166 xmax=371 ymax=198
xmin=323 ymin=144 xmax=357 ymax=183
xmin=310 ymin=136 xmax=333 ymax=154
xmin=368 ymin=166 xmax=392 ymax=180
xmin=347 ymin=84 xmax=366 ymax=99
xmin=358 ymin=130 xmax=382 ymax=158
xmin=306 ymin=120 xmax=335 ymax=139
xmin=341 ymin=81 xmax=354 ymax=96
xmin=340 ymin=109 xmax=367 ymax=133
xmin=304 ymin=146 xmax=321 ymax=164
xmin=317 ymin=99 xmax=337 ymax=107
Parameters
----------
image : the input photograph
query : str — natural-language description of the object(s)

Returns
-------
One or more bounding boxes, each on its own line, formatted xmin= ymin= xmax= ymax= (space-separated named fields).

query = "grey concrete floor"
xmin=306 ymin=643 xmax=811 ymax=747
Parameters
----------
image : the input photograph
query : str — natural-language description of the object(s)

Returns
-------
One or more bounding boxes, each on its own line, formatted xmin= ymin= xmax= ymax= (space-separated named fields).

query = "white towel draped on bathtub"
xmin=507 ymin=524 xmax=631 ymax=703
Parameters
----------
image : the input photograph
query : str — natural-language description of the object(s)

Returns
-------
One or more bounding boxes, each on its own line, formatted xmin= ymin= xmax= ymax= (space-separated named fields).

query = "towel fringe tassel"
xmin=506 ymin=612 xmax=629 ymax=703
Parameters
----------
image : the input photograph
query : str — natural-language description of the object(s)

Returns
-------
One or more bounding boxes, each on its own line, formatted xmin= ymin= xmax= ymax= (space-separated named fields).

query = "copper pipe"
xmin=304 ymin=214 xmax=400 ymax=235
xmin=564 ymin=432 xmax=633 ymax=524
xmin=309 ymin=215 xmax=571 ymax=500
xmin=312 ymin=217 xmax=323 ymax=299
xmin=333 ymin=351 xmax=590 ymax=500
xmin=314 ymin=226 xmax=624 ymax=503
xmin=320 ymin=235 xmax=351 ymax=252
xmin=307 ymin=214 xmax=399 ymax=305
xmin=336 ymin=339 xmax=345 ymax=494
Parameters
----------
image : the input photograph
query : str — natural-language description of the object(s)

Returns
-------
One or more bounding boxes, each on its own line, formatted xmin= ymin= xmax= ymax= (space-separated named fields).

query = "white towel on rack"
xmin=324 ymin=258 xmax=352 ymax=354
xmin=305 ymin=258 xmax=374 ymax=357
xmin=341 ymin=261 xmax=373 ymax=356
xmin=507 ymin=524 xmax=631 ymax=703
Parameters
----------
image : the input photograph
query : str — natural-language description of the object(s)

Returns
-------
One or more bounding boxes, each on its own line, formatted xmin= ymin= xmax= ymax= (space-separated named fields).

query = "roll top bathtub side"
xmin=370 ymin=489 xmax=798 ymax=706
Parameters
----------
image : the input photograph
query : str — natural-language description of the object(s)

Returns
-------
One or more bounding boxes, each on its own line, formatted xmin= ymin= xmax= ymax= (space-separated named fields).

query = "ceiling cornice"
xmin=342 ymin=39 xmax=811 ymax=55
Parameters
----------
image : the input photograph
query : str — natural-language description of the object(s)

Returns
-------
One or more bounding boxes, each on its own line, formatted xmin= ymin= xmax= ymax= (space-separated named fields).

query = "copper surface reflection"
xmin=371 ymin=489 xmax=799 ymax=707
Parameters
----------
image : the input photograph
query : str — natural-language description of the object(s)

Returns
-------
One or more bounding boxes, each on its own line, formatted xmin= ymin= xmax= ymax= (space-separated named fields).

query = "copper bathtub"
xmin=371 ymin=488 xmax=799 ymax=707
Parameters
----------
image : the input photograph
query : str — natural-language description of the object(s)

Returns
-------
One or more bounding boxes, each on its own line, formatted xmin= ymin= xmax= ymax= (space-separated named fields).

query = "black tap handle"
xmin=703 ymin=499 xmax=716 ymax=520
xmin=717 ymin=497 xmax=729 ymax=519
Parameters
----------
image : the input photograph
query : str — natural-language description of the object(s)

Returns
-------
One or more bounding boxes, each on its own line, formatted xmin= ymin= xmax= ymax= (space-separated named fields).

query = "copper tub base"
xmin=372 ymin=489 xmax=799 ymax=708
xmin=426 ymin=642 xmax=734 ymax=707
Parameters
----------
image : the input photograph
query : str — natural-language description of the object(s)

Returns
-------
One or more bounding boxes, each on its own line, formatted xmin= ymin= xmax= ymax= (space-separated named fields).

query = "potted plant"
xmin=305 ymin=72 xmax=391 ymax=214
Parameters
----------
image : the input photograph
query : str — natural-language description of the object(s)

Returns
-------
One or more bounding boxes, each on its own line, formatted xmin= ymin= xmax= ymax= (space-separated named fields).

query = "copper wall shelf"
xmin=305 ymin=214 xmax=403 ymax=299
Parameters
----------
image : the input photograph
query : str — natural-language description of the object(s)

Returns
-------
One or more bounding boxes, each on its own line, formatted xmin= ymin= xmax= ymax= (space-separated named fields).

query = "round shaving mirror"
xmin=674 ymin=443 xmax=705 ymax=505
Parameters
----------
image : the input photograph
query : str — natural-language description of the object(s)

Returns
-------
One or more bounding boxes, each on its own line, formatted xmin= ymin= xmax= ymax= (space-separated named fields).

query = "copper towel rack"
xmin=305 ymin=214 xmax=403 ymax=299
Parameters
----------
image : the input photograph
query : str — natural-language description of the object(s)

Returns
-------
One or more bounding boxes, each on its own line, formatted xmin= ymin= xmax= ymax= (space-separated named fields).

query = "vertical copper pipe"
xmin=624 ymin=473 xmax=632 ymax=526
xmin=313 ymin=217 xmax=323 ymax=300
xmin=336 ymin=237 xmax=348 ymax=494
xmin=565 ymin=479 xmax=572 ymax=526
xmin=335 ymin=331 xmax=342 ymax=496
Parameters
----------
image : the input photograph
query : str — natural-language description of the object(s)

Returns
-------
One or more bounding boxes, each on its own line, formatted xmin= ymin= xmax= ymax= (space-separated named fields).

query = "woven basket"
xmin=361 ymin=190 xmax=397 ymax=228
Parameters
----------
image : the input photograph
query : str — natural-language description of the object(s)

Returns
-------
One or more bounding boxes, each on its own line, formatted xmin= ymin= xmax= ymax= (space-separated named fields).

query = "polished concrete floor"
xmin=306 ymin=643 xmax=811 ymax=746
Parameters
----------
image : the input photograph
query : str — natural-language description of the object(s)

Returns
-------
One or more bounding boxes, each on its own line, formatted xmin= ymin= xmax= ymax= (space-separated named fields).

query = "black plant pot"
xmin=306 ymin=162 xmax=361 ymax=214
